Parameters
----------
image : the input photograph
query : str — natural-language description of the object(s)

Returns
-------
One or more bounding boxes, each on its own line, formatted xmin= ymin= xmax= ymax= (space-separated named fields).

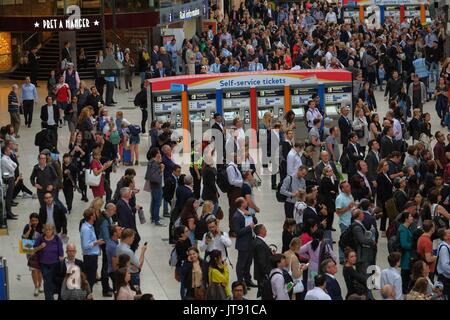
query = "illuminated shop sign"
xmin=159 ymin=0 xmax=208 ymax=25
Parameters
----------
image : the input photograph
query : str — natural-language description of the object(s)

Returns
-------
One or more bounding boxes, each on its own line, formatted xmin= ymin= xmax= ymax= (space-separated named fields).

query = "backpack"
xmin=260 ymin=271 xmax=282 ymax=300
xmin=169 ymin=247 xmax=178 ymax=267
xmin=194 ymin=214 xmax=212 ymax=241
xmin=109 ymin=130 xmax=120 ymax=145
xmin=338 ymin=224 xmax=357 ymax=251
xmin=387 ymin=230 xmax=401 ymax=254
xmin=276 ymin=176 xmax=292 ymax=203
xmin=431 ymin=204 xmax=449 ymax=230
xmin=128 ymin=124 xmax=141 ymax=136
xmin=216 ymin=165 xmax=235 ymax=193
xmin=435 ymin=244 xmax=450 ymax=276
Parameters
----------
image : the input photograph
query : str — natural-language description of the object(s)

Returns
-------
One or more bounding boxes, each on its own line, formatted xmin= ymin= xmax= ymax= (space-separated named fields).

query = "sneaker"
xmin=34 ymin=288 xmax=39 ymax=297
xmin=154 ymin=221 xmax=166 ymax=227
xmin=39 ymin=287 xmax=44 ymax=293
xmin=163 ymin=212 xmax=171 ymax=218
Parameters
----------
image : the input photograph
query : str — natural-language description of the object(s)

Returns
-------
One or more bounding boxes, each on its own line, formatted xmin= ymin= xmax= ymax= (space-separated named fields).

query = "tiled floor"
xmin=0 ymin=77 xmax=443 ymax=300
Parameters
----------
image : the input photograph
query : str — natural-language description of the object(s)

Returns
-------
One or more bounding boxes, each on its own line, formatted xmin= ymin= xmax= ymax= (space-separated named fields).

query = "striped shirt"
xmin=8 ymin=90 xmax=19 ymax=113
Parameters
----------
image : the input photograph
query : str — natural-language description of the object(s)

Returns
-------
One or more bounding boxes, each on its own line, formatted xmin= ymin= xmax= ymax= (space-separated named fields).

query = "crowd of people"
xmin=2 ymin=0 xmax=450 ymax=301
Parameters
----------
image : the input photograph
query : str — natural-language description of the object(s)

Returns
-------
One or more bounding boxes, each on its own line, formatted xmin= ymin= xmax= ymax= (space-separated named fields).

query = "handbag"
xmin=288 ymin=256 xmax=304 ymax=294
xmin=85 ymin=169 xmax=101 ymax=187
xmin=206 ymin=283 xmax=227 ymax=300
xmin=215 ymin=206 xmax=224 ymax=220
xmin=27 ymin=254 xmax=40 ymax=269
xmin=194 ymin=287 xmax=206 ymax=300
xmin=143 ymin=180 xmax=152 ymax=192
xmin=385 ymin=198 xmax=398 ymax=221
xmin=138 ymin=208 xmax=146 ymax=224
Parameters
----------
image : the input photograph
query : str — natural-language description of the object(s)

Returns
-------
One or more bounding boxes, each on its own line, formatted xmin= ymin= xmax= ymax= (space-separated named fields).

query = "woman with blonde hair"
xmin=89 ymin=197 xmax=104 ymax=219
xmin=77 ymin=106 xmax=95 ymax=145
xmin=283 ymin=237 xmax=307 ymax=300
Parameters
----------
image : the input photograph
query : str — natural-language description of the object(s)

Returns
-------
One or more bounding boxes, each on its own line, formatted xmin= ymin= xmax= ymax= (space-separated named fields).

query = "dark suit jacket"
xmin=303 ymin=207 xmax=322 ymax=226
xmin=380 ymin=135 xmax=395 ymax=159
xmin=338 ymin=116 xmax=352 ymax=145
xmin=201 ymin=165 xmax=218 ymax=202
xmin=346 ymin=143 xmax=364 ymax=177
xmin=325 ymin=274 xmax=343 ymax=300
xmin=314 ymin=161 xmax=339 ymax=183
xmin=252 ymin=237 xmax=272 ymax=282
xmin=351 ymin=173 xmax=373 ymax=201
xmin=175 ymin=185 xmax=194 ymax=210
xmin=365 ymin=151 xmax=379 ymax=182
xmin=152 ymin=67 xmax=169 ymax=78
xmin=40 ymin=104 xmax=60 ymax=125
xmin=116 ymin=198 xmax=137 ymax=231
xmin=232 ymin=211 xmax=254 ymax=251
xmin=376 ymin=173 xmax=393 ymax=203
xmin=180 ymin=260 xmax=209 ymax=296
xmin=39 ymin=202 xmax=67 ymax=234
xmin=55 ymin=258 xmax=84 ymax=295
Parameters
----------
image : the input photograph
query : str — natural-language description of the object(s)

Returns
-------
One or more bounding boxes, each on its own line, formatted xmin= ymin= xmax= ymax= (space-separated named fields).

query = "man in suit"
xmin=55 ymin=243 xmax=85 ymax=299
xmin=39 ymin=192 xmax=67 ymax=236
xmin=40 ymin=96 xmax=60 ymax=144
xmin=351 ymin=209 xmax=377 ymax=274
xmin=380 ymin=126 xmax=396 ymax=159
xmin=351 ymin=160 xmax=374 ymax=202
xmin=116 ymin=187 xmax=140 ymax=252
xmin=227 ymin=155 xmax=244 ymax=236
xmin=314 ymin=150 xmax=339 ymax=183
xmin=150 ymin=45 xmax=159 ymax=70
xmin=338 ymin=106 xmax=352 ymax=149
xmin=232 ymin=197 xmax=256 ymax=289
xmin=169 ymin=175 xmax=194 ymax=244
xmin=152 ymin=61 xmax=169 ymax=78
xmin=61 ymin=41 xmax=71 ymax=62
xmin=346 ymin=132 xmax=364 ymax=178
xmin=321 ymin=258 xmax=343 ymax=300
xmin=365 ymin=139 xmax=380 ymax=183
xmin=28 ymin=47 xmax=40 ymax=86
xmin=303 ymin=193 xmax=327 ymax=229
xmin=211 ymin=113 xmax=226 ymax=169
xmin=252 ymin=224 xmax=272 ymax=297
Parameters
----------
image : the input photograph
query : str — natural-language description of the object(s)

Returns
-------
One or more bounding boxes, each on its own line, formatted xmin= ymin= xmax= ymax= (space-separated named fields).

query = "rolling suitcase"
xmin=122 ymin=148 xmax=132 ymax=166
xmin=0 ymin=257 xmax=9 ymax=300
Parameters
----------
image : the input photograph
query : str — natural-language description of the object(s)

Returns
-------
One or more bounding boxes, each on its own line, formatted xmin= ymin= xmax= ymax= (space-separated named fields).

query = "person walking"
xmin=21 ymin=76 xmax=38 ymax=128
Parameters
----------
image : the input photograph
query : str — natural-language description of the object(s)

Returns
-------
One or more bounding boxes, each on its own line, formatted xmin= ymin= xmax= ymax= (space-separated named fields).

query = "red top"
xmin=56 ymin=83 xmax=70 ymax=103
xmin=417 ymin=234 xmax=436 ymax=272
xmin=90 ymin=159 xmax=105 ymax=197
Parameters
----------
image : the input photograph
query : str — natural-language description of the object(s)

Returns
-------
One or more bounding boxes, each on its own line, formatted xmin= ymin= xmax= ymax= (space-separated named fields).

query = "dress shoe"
xmin=11 ymin=203 xmax=18 ymax=207
xmin=154 ymin=221 xmax=167 ymax=227
xmin=246 ymin=281 xmax=258 ymax=288
xmin=102 ymin=291 xmax=113 ymax=297
xmin=163 ymin=212 xmax=171 ymax=218
xmin=7 ymin=214 xmax=17 ymax=220
xmin=331 ymin=228 xmax=336 ymax=231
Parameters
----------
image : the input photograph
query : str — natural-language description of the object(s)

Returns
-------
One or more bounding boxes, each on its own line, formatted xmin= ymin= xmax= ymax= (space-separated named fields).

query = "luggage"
xmin=122 ymin=148 xmax=132 ymax=165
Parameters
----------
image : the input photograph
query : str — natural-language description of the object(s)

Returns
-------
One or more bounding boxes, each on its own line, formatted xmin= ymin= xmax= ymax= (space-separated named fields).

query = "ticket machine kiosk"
xmin=152 ymin=93 xmax=183 ymax=129
xmin=222 ymin=90 xmax=251 ymax=129
xmin=324 ymin=85 xmax=353 ymax=127
xmin=291 ymin=86 xmax=317 ymax=140
xmin=188 ymin=92 xmax=216 ymax=134
xmin=256 ymin=89 xmax=285 ymax=124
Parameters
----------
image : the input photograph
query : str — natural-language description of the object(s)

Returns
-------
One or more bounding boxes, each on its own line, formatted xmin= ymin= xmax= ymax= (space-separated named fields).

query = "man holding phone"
xmin=80 ymin=208 xmax=105 ymax=290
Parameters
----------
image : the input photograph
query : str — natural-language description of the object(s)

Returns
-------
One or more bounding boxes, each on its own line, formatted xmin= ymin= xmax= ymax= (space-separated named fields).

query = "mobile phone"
xmin=144 ymin=242 xmax=148 ymax=246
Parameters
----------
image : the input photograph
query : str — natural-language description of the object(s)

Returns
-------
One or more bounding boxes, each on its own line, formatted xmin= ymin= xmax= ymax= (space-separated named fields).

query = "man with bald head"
xmin=314 ymin=150 xmax=339 ymax=183
xmin=381 ymin=284 xmax=396 ymax=300
xmin=55 ymin=243 xmax=85 ymax=299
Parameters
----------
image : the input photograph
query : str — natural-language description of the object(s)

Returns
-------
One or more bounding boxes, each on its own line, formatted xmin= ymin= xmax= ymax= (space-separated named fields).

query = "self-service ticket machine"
xmin=324 ymin=85 xmax=353 ymax=127
xmin=222 ymin=90 xmax=251 ymax=129
xmin=152 ymin=93 xmax=183 ymax=129
xmin=256 ymin=89 xmax=285 ymax=124
xmin=188 ymin=92 xmax=216 ymax=134
xmin=290 ymin=86 xmax=317 ymax=140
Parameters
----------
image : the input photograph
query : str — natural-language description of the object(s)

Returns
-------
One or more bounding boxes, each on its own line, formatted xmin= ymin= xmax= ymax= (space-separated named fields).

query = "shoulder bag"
xmin=85 ymin=167 xmax=101 ymax=187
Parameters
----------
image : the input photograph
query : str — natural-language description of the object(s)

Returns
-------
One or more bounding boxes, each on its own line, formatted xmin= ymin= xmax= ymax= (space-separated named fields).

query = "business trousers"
xmin=63 ymin=181 xmax=74 ymax=211
xmin=83 ymin=254 xmax=99 ymax=290
xmin=236 ymin=249 xmax=253 ymax=283
xmin=9 ymin=111 xmax=20 ymax=136
xmin=227 ymin=187 xmax=242 ymax=233
xmin=22 ymin=99 xmax=34 ymax=126
xmin=4 ymin=177 xmax=14 ymax=215
xmin=13 ymin=178 xmax=33 ymax=198
xmin=141 ymin=108 xmax=148 ymax=134
xmin=100 ymin=244 xmax=111 ymax=293
xmin=105 ymin=81 xmax=115 ymax=105
xmin=284 ymin=202 xmax=295 ymax=219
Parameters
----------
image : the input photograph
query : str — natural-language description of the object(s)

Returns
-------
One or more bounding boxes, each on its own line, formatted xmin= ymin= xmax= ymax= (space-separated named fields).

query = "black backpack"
xmin=338 ymin=223 xmax=357 ymax=251
xmin=260 ymin=271 xmax=282 ymax=300
xmin=276 ymin=176 xmax=292 ymax=203
xmin=387 ymin=230 xmax=401 ymax=254
xmin=216 ymin=164 xmax=235 ymax=193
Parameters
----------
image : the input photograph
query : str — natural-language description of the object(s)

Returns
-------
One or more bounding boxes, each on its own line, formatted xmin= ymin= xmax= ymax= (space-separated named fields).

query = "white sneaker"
xmin=34 ymin=288 xmax=39 ymax=297
xmin=39 ymin=287 xmax=44 ymax=293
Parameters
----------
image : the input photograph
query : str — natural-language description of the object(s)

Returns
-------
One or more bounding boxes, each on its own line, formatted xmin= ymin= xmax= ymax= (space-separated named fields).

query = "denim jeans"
xmin=139 ymin=72 xmax=146 ymax=85
xmin=150 ymin=186 xmax=163 ymax=223
xmin=41 ymin=262 xmax=59 ymax=300
xmin=429 ymin=62 xmax=439 ymax=84
xmin=163 ymin=200 xmax=169 ymax=214
xmin=339 ymin=223 xmax=349 ymax=264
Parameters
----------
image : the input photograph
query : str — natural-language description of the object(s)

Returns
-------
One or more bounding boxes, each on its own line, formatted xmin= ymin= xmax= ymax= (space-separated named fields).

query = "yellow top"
xmin=208 ymin=265 xmax=230 ymax=297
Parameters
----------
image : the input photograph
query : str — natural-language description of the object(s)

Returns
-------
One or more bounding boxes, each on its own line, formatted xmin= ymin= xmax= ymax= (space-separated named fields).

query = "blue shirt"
xmin=80 ymin=222 xmax=100 ymax=255
xmin=21 ymin=83 xmax=38 ymax=101
xmin=335 ymin=192 xmax=354 ymax=227
xmin=105 ymin=76 xmax=115 ymax=82
xmin=99 ymin=216 xmax=113 ymax=241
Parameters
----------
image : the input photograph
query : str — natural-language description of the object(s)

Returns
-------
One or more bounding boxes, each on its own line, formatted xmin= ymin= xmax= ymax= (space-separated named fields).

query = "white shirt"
xmin=46 ymin=203 xmax=55 ymax=227
xmin=306 ymin=108 xmax=322 ymax=128
xmin=1 ymin=154 xmax=17 ymax=176
xmin=226 ymin=162 xmax=243 ymax=187
xmin=325 ymin=11 xmax=337 ymax=23
xmin=286 ymin=149 xmax=302 ymax=177
xmin=47 ymin=105 xmax=56 ymax=126
xmin=392 ymin=118 xmax=403 ymax=141
xmin=270 ymin=268 xmax=290 ymax=300
xmin=380 ymin=267 xmax=403 ymax=300
xmin=358 ymin=171 xmax=372 ymax=194
xmin=199 ymin=232 xmax=232 ymax=259
xmin=305 ymin=287 xmax=332 ymax=300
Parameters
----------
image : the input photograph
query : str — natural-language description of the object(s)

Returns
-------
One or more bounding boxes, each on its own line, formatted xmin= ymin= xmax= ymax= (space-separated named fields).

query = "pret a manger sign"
xmin=33 ymin=5 xmax=100 ymax=30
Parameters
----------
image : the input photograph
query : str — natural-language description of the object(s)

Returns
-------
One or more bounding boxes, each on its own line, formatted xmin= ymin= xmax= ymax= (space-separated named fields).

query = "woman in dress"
xmin=22 ymin=213 xmax=43 ymax=297
xmin=89 ymin=150 xmax=112 ymax=199
xmin=207 ymin=250 xmax=230 ymax=299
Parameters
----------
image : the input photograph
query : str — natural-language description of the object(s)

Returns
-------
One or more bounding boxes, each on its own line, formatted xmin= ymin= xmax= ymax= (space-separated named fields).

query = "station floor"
xmin=0 ymin=77 xmax=443 ymax=300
